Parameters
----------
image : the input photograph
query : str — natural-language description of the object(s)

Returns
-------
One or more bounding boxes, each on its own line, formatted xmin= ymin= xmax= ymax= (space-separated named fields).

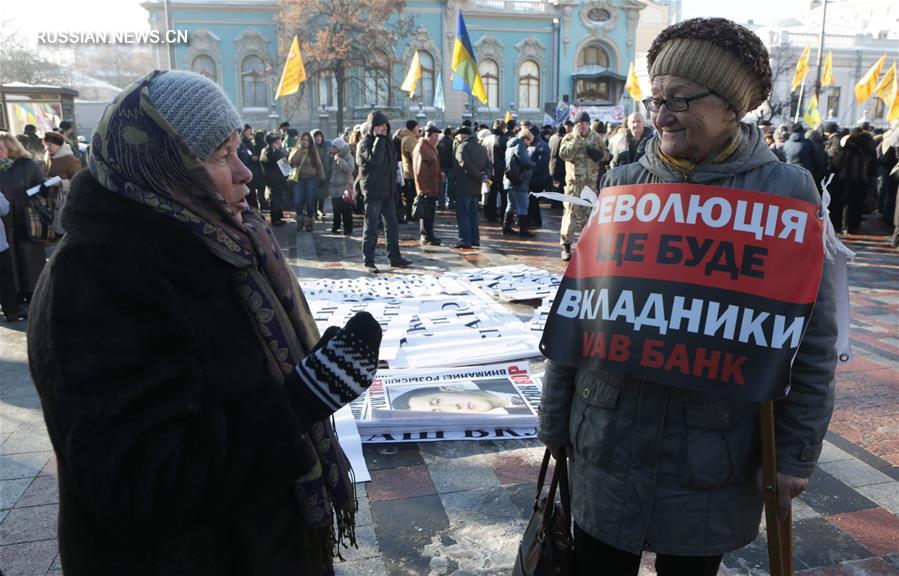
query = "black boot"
xmin=519 ymin=214 xmax=535 ymax=238
xmin=502 ymin=212 xmax=515 ymax=235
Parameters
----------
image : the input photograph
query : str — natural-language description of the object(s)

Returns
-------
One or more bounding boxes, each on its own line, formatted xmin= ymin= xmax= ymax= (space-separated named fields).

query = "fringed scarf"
xmin=88 ymin=71 xmax=356 ymax=565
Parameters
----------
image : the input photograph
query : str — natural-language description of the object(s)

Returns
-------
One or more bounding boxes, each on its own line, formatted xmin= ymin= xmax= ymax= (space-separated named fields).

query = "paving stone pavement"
xmin=1 ymin=203 xmax=896 ymax=575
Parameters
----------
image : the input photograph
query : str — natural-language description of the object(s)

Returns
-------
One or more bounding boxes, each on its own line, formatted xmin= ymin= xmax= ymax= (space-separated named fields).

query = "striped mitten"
xmin=286 ymin=311 xmax=382 ymax=423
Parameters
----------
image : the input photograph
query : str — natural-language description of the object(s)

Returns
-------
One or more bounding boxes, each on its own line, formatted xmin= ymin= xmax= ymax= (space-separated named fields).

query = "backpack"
xmin=505 ymin=153 xmax=523 ymax=186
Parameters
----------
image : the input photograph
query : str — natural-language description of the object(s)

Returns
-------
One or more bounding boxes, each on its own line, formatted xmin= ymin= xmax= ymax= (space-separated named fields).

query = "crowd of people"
xmin=227 ymin=106 xmax=665 ymax=270
xmin=761 ymin=118 xmax=897 ymax=238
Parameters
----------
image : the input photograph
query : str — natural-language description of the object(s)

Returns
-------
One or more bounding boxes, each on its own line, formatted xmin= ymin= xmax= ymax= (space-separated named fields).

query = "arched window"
xmin=191 ymin=55 xmax=217 ymax=81
xmin=241 ymin=55 xmax=267 ymax=109
xmin=578 ymin=45 xmax=610 ymax=68
xmin=518 ymin=60 xmax=540 ymax=109
xmin=480 ymin=59 xmax=499 ymax=109
xmin=364 ymin=50 xmax=390 ymax=106
xmin=415 ymin=51 xmax=435 ymax=105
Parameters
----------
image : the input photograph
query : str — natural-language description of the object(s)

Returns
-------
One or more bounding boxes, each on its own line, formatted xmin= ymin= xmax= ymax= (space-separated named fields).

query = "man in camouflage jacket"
xmin=558 ymin=111 xmax=606 ymax=260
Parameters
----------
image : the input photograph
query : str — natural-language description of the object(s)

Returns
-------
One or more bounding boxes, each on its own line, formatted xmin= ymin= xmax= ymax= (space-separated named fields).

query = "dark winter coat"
xmin=453 ymin=135 xmax=492 ymax=197
xmin=260 ymin=145 xmax=287 ymax=193
xmin=27 ymin=171 xmax=331 ymax=575
xmin=783 ymin=132 xmax=822 ymax=182
xmin=539 ymin=123 xmax=838 ymax=556
xmin=436 ymin=135 xmax=454 ymax=172
xmin=835 ymin=130 xmax=877 ymax=183
xmin=503 ymin=136 xmax=536 ymax=192
xmin=548 ymin=130 xmax=567 ymax=186
xmin=357 ymin=133 xmax=398 ymax=200
xmin=0 ymin=156 xmax=46 ymax=294
xmin=484 ymin=130 xmax=507 ymax=184
xmin=529 ymin=137 xmax=551 ymax=192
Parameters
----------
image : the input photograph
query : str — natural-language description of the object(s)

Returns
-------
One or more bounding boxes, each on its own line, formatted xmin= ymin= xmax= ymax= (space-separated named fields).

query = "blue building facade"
xmin=143 ymin=0 xmax=646 ymax=131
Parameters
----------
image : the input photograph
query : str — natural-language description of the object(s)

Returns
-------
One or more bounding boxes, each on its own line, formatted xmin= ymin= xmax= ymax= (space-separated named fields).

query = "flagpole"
xmin=794 ymin=81 xmax=805 ymax=123
xmin=813 ymin=0 xmax=828 ymax=100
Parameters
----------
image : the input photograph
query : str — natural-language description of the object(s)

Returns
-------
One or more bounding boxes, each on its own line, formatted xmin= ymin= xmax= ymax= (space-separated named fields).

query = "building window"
xmin=575 ymin=78 xmax=610 ymax=102
xmin=518 ymin=60 xmax=540 ymax=109
xmin=191 ymin=55 xmax=217 ymax=81
xmin=578 ymin=45 xmax=609 ymax=68
xmin=414 ymin=50 xmax=435 ymax=105
xmin=364 ymin=50 xmax=390 ymax=106
xmin=480 ymin=59 xmax=499 ymax=109
xmin=241 ymin=55 xmax=267 ymax=109
xmin=319 ymin=71 xmax=337 ymax=109
xmin=826 ymin=87 xmax=841 ymax=118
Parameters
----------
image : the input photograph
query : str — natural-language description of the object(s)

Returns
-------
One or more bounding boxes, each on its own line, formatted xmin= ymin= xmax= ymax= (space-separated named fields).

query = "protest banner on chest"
xmin=540 ymin=183 xmax=825 ymax=401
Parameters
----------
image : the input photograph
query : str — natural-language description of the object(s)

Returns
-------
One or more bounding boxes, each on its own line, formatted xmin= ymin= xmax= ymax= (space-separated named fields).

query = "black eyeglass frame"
xmin=642 ymin=91 xmax=714 ymax=113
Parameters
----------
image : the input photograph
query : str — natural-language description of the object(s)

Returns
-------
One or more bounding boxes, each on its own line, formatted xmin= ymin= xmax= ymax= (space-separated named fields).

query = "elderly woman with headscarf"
xmin=27 ymin=70 xmax=383 ymax=575
xmin=538 ymin=18 xmax=837 ymax=576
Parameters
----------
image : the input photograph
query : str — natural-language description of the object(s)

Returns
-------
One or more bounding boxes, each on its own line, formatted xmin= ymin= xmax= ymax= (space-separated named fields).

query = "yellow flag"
xmin=625 ymin=62 xmax=643 ymax=102
xmin=874 ymin=62 xmax=895 ymax=103
xmin=855 ymin=54 xmax=886 ymax=104
xmin=400 ymin=50 xmax=422 ymax=98
xmin=803 ymin=94 xmax=821 ymax=129
xmin=888 ymin=72 xmax=899 ymax=122
xmin=821 ymin=51 xmax=833 ymax=87
xmin=275 ymin=35 xmax=306 ymax=99
xmin=504 ymin=111 xmax=512 ymax=123
xmin=792 ymin=46 xmax=811 ymax=92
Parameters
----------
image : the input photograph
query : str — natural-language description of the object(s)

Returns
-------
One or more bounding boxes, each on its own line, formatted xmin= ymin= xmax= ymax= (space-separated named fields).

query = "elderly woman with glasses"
xmin=538 ymin=18 xmax=837 ymax=576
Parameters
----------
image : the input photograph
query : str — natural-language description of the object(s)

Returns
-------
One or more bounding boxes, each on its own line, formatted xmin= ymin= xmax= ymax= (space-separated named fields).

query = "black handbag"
xmin=24 ymin=190 xmax=58 ymax=242
xmin=512 ymin=448 xmax=575 ymax=576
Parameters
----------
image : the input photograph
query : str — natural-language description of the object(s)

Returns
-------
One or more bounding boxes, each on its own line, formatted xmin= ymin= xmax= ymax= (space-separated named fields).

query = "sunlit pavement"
xmin=1 ymin=202 xmax=896 ymax=575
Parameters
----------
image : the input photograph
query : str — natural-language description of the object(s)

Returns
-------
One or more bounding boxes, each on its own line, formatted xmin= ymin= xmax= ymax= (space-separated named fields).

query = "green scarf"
xmin=0 ymin=158 xmax=14 ymax=172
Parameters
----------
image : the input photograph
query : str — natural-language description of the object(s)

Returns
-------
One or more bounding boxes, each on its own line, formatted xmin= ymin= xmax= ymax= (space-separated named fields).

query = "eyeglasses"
xmin=642 ymin=91 xmax=713 ymax=113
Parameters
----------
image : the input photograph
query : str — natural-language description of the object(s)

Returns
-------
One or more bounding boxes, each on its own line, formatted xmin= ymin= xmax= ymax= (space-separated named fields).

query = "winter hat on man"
xmin=265 ymin=132 xmax=281 ymax=146
xmin=147 ymin=70 xmax=242 ymax=160
xmin=574 ymin=111 xmax=591 ymax=124
xmin=368 ymin=110 xmax=389 ymax=128
xmin=647 ymin=18 xmax=771 ymax=118
xmin=426 ymin=124 xmax=442 ymax=135
xmin=43 ymin=131 xmax=65 ymax=146
xmin=405 ymin=119 xmax=418 ymax=131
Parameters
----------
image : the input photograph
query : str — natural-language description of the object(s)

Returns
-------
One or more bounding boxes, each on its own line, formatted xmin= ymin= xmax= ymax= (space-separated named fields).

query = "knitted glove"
xmin=286 ymin=311 xmax=382 ymax=424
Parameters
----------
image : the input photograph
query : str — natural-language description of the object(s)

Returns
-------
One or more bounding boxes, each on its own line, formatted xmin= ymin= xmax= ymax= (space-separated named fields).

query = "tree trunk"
xmin=336 ymin=65 xmax=346 ymax=133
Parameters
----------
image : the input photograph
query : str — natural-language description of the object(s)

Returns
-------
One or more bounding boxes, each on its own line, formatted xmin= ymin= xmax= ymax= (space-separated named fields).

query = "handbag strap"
xmin=532 ymin=448 xmax=552 ymax=507
xmin=540 ymin=451 xmax=573 ymax=537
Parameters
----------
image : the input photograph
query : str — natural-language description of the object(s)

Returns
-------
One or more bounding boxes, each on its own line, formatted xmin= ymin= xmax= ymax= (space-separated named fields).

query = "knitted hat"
xmin=43 ymin=131 xmax=65 ymax=146
xmin=265 ymin=132 xmax=281 ymax=146
xmin=405 ymin=119 xmax=418 ymax=131
xmin=147 ymin=70 xmax=242 ymax=160
xmin=647 ymin=18 xmax=771 ymax=118
xmin=426 ymin=124 xmax=442 ymax=135
xmin=456 ymin=126 xmax=472 ymax=136
xmin=367 ymin=110 xmax=389 ymax=129
xmin=574 ymin=111 xmax=590 ymax=124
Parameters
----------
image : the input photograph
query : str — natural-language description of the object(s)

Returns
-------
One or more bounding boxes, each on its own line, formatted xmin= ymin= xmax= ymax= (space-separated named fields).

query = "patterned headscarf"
xmin=89 ymin=71 xmax=356 ymax=563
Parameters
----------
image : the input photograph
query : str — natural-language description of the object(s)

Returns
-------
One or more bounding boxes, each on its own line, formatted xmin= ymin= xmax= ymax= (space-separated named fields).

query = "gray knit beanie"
xmin=647 ymin=18 xmax=772 ymax=118
xmin=148 ymin=71 xmax=242 ymax=160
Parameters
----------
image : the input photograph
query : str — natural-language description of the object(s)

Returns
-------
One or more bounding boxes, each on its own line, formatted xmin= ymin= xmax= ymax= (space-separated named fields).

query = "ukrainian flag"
xmin=451 ymin=10 xmax=488 ymax=104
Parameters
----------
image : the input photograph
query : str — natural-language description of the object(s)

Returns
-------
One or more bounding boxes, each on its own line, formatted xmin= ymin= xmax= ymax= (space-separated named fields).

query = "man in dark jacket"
xmin=453 ymin=127 xmax=492 ymax=249
xmin=528 ymin=131 xmax=551 ymax=227
xmin=357 ymin=110 xmax=411 ymax=272
xmin=834 ymin=127 xmax=877 ymax=234
xmin=483 ymin=120 xmax=508 ymax=222
xmin=783 ymin=123 xmax=822 ymax=182
xmin=548 ymin=123 xmax=568 ymax=193
xmin=610 ymin=112 xmax=653 ymax=167
xmin=260 ymin=132 xmax=287 ymax=225
xmin=437 ymin=127 xmax=455 ymax=209
xmin=822 ymin=122 xmax=843 ymax=229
